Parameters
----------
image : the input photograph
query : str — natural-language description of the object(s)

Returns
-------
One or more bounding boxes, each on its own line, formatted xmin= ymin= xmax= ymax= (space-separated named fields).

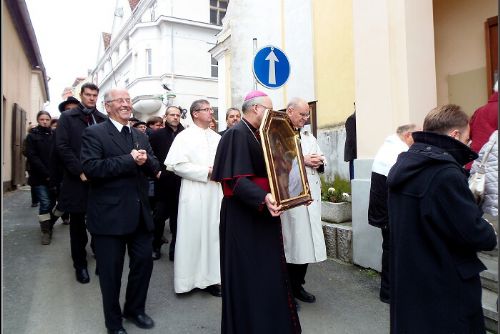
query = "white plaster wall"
xmin=283 ymin=0 xmax=315 ymax=102
xmin=170 ymin=0 xmax=209 ymax=22
xmin=317 ymin=127 xmax=350 ymax=182
xmin=351 ymin=159 xmax=382 ymax=271
xmin=228 ymin=0 xmax=284 ymax=109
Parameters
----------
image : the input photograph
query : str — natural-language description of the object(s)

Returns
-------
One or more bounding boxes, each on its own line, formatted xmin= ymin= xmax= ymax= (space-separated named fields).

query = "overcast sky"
xmin=25 ymin=0 xmax=116 ymax=115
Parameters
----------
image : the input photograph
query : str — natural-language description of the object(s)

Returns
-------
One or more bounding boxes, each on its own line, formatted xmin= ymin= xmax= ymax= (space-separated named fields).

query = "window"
xmin=146 ymin=48 xmax=152 ymax=75
xmin=211 ymin=57 xmax=218 ymax=78
xmin=210 ymin=0 xmax=228 ymax=26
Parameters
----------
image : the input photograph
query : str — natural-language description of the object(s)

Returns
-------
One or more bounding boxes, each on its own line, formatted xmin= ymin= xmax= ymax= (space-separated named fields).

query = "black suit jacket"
xmin=81 ymin=119 xmax=160 ymax=235
xmin=148 ymin=124 xmax=184 ymax=198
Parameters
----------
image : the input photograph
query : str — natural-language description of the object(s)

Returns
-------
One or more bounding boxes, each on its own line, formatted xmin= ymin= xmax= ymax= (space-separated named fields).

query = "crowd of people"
xmin=22 ymin=81 xmax=498 ymax=333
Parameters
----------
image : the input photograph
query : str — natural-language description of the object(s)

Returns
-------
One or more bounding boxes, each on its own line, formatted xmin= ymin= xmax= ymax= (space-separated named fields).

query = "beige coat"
xmin=281 ymin=129 xmax=327 ymax=264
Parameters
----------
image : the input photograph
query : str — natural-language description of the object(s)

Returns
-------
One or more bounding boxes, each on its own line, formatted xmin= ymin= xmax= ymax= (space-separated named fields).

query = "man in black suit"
xmin=81 ymin=88 xmax=161 ymax=334
xmin=56 ymin=83 xmax=107 ymax=284
xmin=148 ymin=106 xmax=184 ymax=261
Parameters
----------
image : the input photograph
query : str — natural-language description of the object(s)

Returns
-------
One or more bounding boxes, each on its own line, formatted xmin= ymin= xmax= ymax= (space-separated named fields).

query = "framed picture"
xmin=259 ymin=109 xmax=312 ymax=210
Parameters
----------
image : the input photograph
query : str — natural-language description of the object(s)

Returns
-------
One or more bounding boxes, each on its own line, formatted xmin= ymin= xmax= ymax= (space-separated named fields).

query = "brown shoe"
xmin=41 ymin=232 xmax=51 ymax=245
xmin=40 ymin=220 xmax=52 ymax=245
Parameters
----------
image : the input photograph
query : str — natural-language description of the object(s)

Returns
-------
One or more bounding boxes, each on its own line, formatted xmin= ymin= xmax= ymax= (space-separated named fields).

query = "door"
xmin=485 ymin=16 xmax=498 ymax=96
xmin=11 ymin=103 xmax=27 ymax=187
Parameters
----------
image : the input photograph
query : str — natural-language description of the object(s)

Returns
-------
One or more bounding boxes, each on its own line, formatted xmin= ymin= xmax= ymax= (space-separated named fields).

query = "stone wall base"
xmin=322 ymin=221 xmax=353 ymax=263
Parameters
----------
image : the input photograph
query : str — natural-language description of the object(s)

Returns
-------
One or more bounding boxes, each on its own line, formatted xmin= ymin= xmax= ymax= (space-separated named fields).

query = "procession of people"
xmin=21 ymin=81 xmax=497 ymax=334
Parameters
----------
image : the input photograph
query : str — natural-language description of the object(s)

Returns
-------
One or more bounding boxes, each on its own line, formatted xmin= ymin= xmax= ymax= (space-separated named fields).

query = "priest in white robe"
xmin=281 ymin=98 xmax=327 ymax=306
xmin=164 ymin=99 xmax=223 ymax=297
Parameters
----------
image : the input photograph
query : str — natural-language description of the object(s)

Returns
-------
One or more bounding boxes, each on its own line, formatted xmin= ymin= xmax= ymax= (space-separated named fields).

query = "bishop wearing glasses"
xmin=164 ymin=99 xmax=223 ymax=297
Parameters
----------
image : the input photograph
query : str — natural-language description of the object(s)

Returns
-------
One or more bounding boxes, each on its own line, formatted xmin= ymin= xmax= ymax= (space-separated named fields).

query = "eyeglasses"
xmin=299 ymin=113 xmax=310 ymax=119
xmin=106 ymin=98 xmax=132 ymax=104
xmin=195 ymin=107 xmax=213 ymax=113
xmin=255 ymin=104 xmax=272 ymax=110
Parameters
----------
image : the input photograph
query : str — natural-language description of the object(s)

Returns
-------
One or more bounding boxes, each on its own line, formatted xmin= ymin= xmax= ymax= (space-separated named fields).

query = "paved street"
xmin=3 ymin=188 xmax=389 ymax=334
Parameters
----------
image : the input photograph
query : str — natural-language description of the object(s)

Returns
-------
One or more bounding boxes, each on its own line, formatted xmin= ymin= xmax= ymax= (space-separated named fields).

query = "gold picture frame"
xmin=259 ymin=109 xmax=312 ymax=210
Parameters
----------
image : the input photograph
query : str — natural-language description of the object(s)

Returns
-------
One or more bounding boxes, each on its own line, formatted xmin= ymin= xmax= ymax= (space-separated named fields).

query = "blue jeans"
xmin=32 ymin=185 xmax=55 ymax=217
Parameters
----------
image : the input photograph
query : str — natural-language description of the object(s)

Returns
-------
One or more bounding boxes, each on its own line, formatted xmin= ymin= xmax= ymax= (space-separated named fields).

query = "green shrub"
xmin=320 ymin=175 xmax=351 ymax=203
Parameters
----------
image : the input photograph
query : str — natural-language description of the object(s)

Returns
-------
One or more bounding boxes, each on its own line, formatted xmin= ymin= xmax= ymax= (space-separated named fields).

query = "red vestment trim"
xmin=222 ymin=176 xmax=270 ymax=196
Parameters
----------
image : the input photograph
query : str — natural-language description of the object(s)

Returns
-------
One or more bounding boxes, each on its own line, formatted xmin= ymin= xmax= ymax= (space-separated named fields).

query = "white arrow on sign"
xmin=265 ymin=48 xmax=279 ymax=85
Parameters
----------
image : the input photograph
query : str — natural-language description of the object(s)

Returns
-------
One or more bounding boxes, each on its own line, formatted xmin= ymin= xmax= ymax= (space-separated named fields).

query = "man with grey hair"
xmin=219 ymin=107 xmax=241 ymax=136
xmin=387 ymin=104 xmax=496 ymax=333
xmin=164 ymin=99 xmax=223 ymax=297
xmin=368 ymin=123 xmax=416 ymax=304
xmin=281 ymin=97 xmax=326 ymax=308
xmin=212 ymin=90 xmax=301 ymax=333
xmin=81 ymin=87 xmax=161 ymax=333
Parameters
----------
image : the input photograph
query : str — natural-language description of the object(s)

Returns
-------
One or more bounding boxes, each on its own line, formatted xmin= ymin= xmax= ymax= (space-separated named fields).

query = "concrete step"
xmin=483 ymin=287 xmax=498 ymax=333
xmin=322 ymin=221 xmax=352 ymax=264
xmin=479 ymin=252 xmax=498 ymax=293
xmin=480 ymin=250 xmax=498 ymax=333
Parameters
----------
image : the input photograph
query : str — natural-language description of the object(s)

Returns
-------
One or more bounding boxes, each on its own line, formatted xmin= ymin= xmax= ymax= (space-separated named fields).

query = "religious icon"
xmin=259 ymin=109 xmax=312 ymax=210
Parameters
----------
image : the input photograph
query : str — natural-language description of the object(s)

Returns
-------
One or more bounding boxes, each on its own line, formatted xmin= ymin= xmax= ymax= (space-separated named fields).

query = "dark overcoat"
xmin=387 ymin=132 xmax=497 ymax=334
xmin=148 ymin=123 xmax=184 ymax=199
xmin=25 ymin=125 xmax=53 ymax=186
xmin=80 ymin=120 xmax=160 ymax=235
xmin=55 ymin=107 xmax=107 ymax=212
xmin=344 ymin=112 xmax=357 ymax=162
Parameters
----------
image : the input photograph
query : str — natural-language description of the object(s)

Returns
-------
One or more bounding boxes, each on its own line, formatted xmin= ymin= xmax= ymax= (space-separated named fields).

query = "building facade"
xmin=210 ymin=0 xmax=498 ymax=270
xmin=91 ymin=0 xmax=226 ymax=123
xmin=2 ymin=0 xmax=50 ymax=191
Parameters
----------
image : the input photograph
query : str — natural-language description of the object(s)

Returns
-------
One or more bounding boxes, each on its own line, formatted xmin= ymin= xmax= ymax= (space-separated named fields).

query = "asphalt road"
xmin=2 ymin=188 xmax=389 ymax=334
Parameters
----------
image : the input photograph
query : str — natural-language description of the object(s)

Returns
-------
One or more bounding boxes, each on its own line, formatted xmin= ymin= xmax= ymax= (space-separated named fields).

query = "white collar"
xmin=110 ymin=117 xmax=130 ymax=132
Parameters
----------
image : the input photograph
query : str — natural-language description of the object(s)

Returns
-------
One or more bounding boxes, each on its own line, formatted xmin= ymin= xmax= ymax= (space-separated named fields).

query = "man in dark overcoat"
xmin=55 ymin=83 xmax=107 ymax=283
xmin=148 ymin=105 xmax=184 ymax=261
xmin=387 ymin=104 xmax=497 ymax=334
xmin=344 ymin=109 xmax=356 ymax=180
xmin=81 ymin=87 xmax=160 ymax=334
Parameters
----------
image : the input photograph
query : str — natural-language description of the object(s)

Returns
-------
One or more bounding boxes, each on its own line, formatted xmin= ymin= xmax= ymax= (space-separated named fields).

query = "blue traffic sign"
xmin=252 ymin=46 xmax=290 ymax=89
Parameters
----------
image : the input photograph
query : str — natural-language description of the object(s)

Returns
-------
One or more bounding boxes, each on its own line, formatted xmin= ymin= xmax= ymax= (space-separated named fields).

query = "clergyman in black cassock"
xmin=212 ymin=90 xmax=301 ymax=334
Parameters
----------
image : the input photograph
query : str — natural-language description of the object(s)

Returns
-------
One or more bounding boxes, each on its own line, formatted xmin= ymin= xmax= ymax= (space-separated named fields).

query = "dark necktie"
xmin=85 ymin=115 xmax=93 ymax=126
xmin=121 ymin=126 xmax=132 ymax=148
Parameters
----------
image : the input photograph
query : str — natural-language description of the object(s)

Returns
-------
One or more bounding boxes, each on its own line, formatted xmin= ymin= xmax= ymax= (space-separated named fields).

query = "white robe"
xmin=281 ymin=129 xmax=327 ymax=264
xmin=164 ymin=125 xmax=223 ymax=293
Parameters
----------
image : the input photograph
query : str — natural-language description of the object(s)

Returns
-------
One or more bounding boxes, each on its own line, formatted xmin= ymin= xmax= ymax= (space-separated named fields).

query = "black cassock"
xmin=212 ymin=119 xmax=301 ymax=334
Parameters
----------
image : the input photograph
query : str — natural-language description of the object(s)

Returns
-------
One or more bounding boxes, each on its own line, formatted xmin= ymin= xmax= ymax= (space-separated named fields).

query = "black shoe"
xmin=295 ymin=287 xmax=316 ymax=303
xmin=75 ymin=268 xmax=90 ymax=284
xmin=124 ymin=313 xmax=155 ymax=329
xmin=152 ymin=248 xmax=161 ymax=260
xmin=31 ymin=202 xmax=39 ymax=207
xmin=203 ymin=284 xmax=222 ymax=297
xmin=107 ymin=328 xmax=127 ymax=334
xmin=379 ymin=295 xmax=390 ymax=304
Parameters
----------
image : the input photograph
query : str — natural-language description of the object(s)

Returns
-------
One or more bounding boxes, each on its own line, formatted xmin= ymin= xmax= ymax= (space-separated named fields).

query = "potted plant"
xmin=321 ymin=175 xmax=352 ymax=223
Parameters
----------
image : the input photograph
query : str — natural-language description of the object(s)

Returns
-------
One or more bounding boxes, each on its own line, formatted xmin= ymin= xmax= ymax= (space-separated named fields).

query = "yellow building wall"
xmin=434 ymin=0 xmax=497 ymax=115
xmin=312 ymin=0 xmax=355 ymax=128
xmin=2 ymin=2 xmax=34 ymax=186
